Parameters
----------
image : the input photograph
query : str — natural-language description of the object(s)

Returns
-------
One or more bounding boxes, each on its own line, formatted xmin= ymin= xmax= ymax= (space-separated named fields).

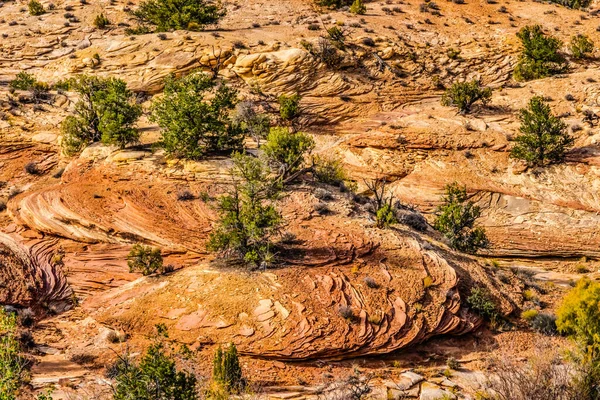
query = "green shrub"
xmin=556 ymin=278 xmax=600 ymax=396
xmin=521 ymin=309 xmax=539 ymax=321
xmin=207 ymin=154 xmax=281 ymax=267
xmin=61 ymin=75 xmax=141 ymax=154
xmin=514 ymin=25 xmax=567 ymax=81
xmin=315 ymin=0 xmax=353 ymax=8
xmin=0 ymin=308 xmax=24 ymax=400
xmin=312 ymin=155 xmax=349 ymax=186
xmin=278 ymin=93 xmax=301 ymax=121
xmin=570 ymin=34 xmax=594 ymax=60
xmin=349 ymin=0 xmax=366 ymax=14
xmin=510 ymin=96 xmax=573 ymax=167
xmin=151 ymin=73 xmax=243 ymax=160
xmin=10 ymin=72 xmax=36 ymax=91
xmin=434 ymin=182 xmax=489 ymax=254
xmin=127 ymin=244 xmax=164 ymax=275
xmin=441 ymin=80 xmax=492 ymax=114
xmin=93 ymin=13 xmax=110 ymax=29
xmin=10 ymin=72 xmax=49 ymax=103
xmin=212 ymin=344 xmax=244 ymax=394
xmin=131 ymin=0 xmax=225 ymax=32
xmin=557 ymin=278 xmax=600 ymax=348
xmin=376 ymin=203 xmax=397 ymax=229
xmin=28 ymin=0 xmax=45 ymax=15
xmin=112 ymin=342 xmax=197 ymax=400
xmin=467 ymin=287 xmax=497 ymax=321
xmin=262 ymin=127 xmax=315 ymax=179
xmin=550 ymin=0 xmax=591 ymax=9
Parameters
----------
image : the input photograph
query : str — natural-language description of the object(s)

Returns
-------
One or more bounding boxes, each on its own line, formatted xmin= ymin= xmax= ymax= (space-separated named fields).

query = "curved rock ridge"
xmin=88 ymin=228 xmax=515 ymax=360
xmin=0 ymin=233 xmax=72 ymax=312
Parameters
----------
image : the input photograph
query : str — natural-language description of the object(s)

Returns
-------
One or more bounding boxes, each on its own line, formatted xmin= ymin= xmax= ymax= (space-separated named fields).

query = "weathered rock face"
xmin=0 ymin=233 xmax=72 ymax=313
xmin=78 ymin=189 xmax=517 ymax=360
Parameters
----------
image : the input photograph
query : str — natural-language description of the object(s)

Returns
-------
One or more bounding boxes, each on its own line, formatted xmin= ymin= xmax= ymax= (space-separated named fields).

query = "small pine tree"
xmin=94 ymin=13 xmax=110 ymax=29
xmin=434 ymin=182 xmax=489 ymax=254
xmin=441 ymin=80 xmax=492 ymax=114
xmin=514 ymin=25 xmax=568 ymax=81
xmin=570 ymin=34 xmax=594 ymax=60
xmin=376 ymin=203 xmax=397 ymax=229
xmin=127 ymin=244 xmax=164 ymax=275
xmin=262 ymin=127 xmax=315 ymax=179
xmin=28 ymin=0 xmax=45 ymax=15
xmin=131 ymin=0 xmax=226 ymax=32
xmin=212 ymin=344 xmax=244 ymax=393
xmin=510 ymin=96 xmax=573 ymax=167
xmin=350 ymin=0 xmax=367 ymax=14
xmin=278 ymin=94 xmax=301 ymax=121
xmin=151 ymin=73 xmax=244 ymax=160
xmin=61 ymin=75 xmax=141 ymax=154
xmin=207 ymin=153 xmax=281 ymax=267
xmin=113 ymin=342 xmax=198 ymax=400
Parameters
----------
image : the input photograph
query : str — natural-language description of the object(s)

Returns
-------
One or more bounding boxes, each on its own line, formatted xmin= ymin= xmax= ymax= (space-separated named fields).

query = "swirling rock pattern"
xmin=0 ymin=233 xmax=72 ymax=312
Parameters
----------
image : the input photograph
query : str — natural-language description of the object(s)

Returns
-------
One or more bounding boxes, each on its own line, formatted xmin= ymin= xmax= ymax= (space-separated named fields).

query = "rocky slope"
xmin=1 ymin=0 xmax=600 ymax=397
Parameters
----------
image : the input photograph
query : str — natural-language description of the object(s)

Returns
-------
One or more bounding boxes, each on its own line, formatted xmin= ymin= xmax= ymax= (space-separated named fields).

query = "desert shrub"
xmin=350 ymin=0 xmax=366 ymax=14
xmin=112 ymin=342 xmax=197 ymax=400
xmin=364 ymin=277 xmax=379 ymax=288
xmin=207 ymin=154 xmax=281 ymax=267
xmin=212 ymin=344 xmax=244 ymax=394
xmin=434 ymin=182 xmax=489 ymax=254
xmin=521 ymin=309 xmax=539 ymax=321
xmin=131 ymin=0 xmax=225 ymax=32
xmin=446 ymin=357 xmax=460 ymax=370
xmin=233 ymin=101 xmax=270 ymax=148
xmin=0 ymin=308 xmax=25 ymax=400
xmin=0 ymin=202 xmax=6 ymax=213
xmin=514 ymin=25 xmax=567 ymax=81
xmin=396 ymin=210 xmax=429 ymax=232
xmin=441 ymin=80 xmax=492 ymax=114
xmin=530 ymin=313 xmax=557 ymax=335
xmin=24 ymin=162 xmax=40 ymax=175
xmin=375 ymin=203 xmax=397 ymax=228
xmin=557 ymin=278 xmax=600 ymax=349
xmin=93 ymin=13 xmax=110 ymax=28
xmin=510 ymin=96 xmax=573 ymax=167
xmin=314 ymin=188 xmax=333 ymax=201
xmin=327 ymin=26 xmax=346 ymax=45
xmin=570 ymin=34 xmax=594 ymax=59
xmin=315 ymin=0 xmax=352 ymax=8
xmin=61 ymin=75 xmax=141 ymax=154
xmin=485 ymin=352 xmax=580 ymax=400
xmin=262 ymin=127 xmax=315 ymax=179
xmin=278 ymin=93 xmax=301 ymax=121
xmin=338 ymin=305 xmax=355 ymax=320
xmin=10 ymin=72 xmax=36 ymax=91
xmin=126 ymin=244 xmax=164 ymax=275
xmin=151 ymin=73 xmax=243 ymax=160
xmin=423 ymin=276 xmax=434 ymax=288
xmin=364 ymin=178 xmax=399 ymax=229
xmin=10 ymin=72 xmax=49 ymax=103
xmin=177 ymin=190 xmax=195 ymax=201
xmin=550 ymin=0 xmax=591 ymax=8
xmin=308 ymin=38 xmax=344 ymax=69
xmin=312 ymin=155 xmax=348 ymax=186
xmin=467 ymin=287 xmax=497 ymax=321
xmin=28 ymin=0 xmax=45 ymax=15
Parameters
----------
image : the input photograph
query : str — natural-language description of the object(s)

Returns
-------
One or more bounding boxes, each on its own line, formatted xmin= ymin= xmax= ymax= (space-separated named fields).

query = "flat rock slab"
xmin=419 ymin=382 xmax=456 ymax=400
